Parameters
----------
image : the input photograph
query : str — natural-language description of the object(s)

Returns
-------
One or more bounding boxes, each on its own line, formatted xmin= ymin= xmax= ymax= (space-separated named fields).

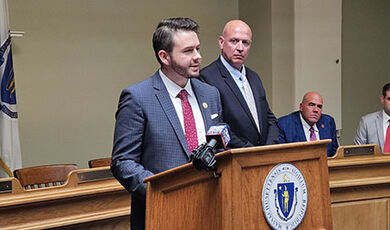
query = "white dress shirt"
xmin=220 ymin=55 xmax=247 ymax=97
xmin=220 ymin=55 xmax=259 ymax=131
xmin=300 ymin=112 xmax=319 ymax=141
xmin=159 ymin=70 xmax=206 ymax=145
xmin=383 ymin=110 xmax=390 ymax=140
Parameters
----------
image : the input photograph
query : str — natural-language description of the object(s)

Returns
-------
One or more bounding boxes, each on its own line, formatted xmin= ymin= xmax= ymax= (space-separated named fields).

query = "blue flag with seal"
xmin=0 ymin=0 xmax=22 ymax=177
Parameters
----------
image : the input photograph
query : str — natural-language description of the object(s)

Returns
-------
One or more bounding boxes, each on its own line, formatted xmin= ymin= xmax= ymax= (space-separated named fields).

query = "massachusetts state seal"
xmin=262 ymin=163 xmax=308 ymax=230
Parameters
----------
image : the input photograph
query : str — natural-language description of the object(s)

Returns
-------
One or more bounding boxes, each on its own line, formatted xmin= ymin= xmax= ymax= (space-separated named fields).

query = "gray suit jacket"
xmin=354 ymin=110 xmax=385 ymax=151
xmin=111 ymin=72 xmax=237 ymax=229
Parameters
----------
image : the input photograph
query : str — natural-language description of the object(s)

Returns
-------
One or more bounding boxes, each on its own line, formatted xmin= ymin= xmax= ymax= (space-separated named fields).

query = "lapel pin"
xmin=321 ymin=124 xmax=325 ymax=128
xmin=202 ymin=102 xmax=208 ymax=109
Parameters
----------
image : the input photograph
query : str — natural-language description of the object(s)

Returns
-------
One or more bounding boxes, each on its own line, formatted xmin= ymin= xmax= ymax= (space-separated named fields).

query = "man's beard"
xmin=171 ymin=58 xmax=199 ymax=79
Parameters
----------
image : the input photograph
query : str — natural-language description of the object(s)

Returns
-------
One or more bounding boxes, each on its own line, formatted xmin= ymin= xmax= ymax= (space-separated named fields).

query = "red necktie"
xmin=385 ymin=119 xmax=390 ymax=153
xmin=309 ymin=126 xmax=317 ymax=141
xmin=178 ymin=90 xmax=198 ymax=152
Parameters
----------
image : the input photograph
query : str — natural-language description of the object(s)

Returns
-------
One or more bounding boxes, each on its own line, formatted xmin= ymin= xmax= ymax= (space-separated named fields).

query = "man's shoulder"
xmin=191 ymin=78 xmax=219 ymax=95
xmin=192 ymin=77 xmax=216 ymax=88
xmin=319 ymin=113 xmax=336 ymax=124
xmin=278 ymin=112 xmax=301 ymax=130
xmin=244 ymin=66 xmax=260 ymax=77
xmin=279 ymin=111 xmax=299 ymax=122
xmin=121 ymin=73 xmax=156 ymax=97
xmin=200 ymin=59 xmax=220 ymax=76
xmin=360 ymin=110 xmax=382 ymax=122
xmin=320 ymin=113 xmax=335 ymax=120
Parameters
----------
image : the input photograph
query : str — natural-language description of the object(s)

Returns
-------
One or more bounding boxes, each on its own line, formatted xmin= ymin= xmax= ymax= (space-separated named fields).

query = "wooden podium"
xmin=145 ymin=140 xmax=332 ymax=230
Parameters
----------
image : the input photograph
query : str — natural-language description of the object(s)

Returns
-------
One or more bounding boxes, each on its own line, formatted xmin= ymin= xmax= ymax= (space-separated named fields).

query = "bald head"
xmin=222 ymin=20 xmax=252 ymax=37
xmin=300 ymin=91 xmax=323 ymax=126
xmin=301 ymin=92 xmax=323 ymax=104
xmin=219 ymin=20 xmax=252 ymax=70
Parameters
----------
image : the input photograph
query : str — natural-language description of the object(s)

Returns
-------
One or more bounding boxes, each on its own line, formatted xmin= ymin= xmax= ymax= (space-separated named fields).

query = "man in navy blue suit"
xmin=200 ymin=20 xmax=279 ymax=147
xmin=111 ymin=18 xmax=247 ymax=230
xmin=278 ymin=91 xmax=338 ymax=157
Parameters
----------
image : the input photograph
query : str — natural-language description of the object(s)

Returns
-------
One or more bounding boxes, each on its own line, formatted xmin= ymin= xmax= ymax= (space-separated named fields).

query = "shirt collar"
xmin=383 ymin=110 xmax=390 ymax=124
xmin=220 ymin=55 xmax=246 ymax=80
xmin=159 ymin=69 xmax=194 ymax=98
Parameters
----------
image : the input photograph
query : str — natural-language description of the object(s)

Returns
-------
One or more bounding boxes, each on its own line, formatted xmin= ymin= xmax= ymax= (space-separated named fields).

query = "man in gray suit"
xmin=111 ymin=18 xmax=247 ymax=230
xmin=354 ymin=83 xmax=390 ymax=153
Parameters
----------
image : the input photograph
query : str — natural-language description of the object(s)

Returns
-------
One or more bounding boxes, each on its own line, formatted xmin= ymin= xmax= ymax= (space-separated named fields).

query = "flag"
xmin=0 ymin=0 xmax=22 ymax=177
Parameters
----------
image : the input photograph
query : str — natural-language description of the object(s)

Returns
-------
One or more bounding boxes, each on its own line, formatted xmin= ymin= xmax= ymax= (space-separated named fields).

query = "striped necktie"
xmin=240 ymin=74 xmax=259 ymax=132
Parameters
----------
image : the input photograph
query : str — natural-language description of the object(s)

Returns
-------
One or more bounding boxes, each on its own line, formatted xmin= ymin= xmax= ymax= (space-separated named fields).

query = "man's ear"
xmin=218 ymin=36 xmax=225 ymax=50
xmin=158 ymin=50 xmax=170 ymax=66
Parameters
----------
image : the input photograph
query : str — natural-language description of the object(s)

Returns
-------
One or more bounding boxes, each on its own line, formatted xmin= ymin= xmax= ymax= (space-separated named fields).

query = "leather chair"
xmin=13 ymin=164 xmax=78 ymax=189
xmin=88 ymin=157 xmax=111 ymax=168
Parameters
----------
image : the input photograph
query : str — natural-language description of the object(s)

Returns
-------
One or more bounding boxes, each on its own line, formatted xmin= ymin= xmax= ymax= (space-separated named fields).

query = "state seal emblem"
xmin=262 ymin=163 xmax=308 ymax=229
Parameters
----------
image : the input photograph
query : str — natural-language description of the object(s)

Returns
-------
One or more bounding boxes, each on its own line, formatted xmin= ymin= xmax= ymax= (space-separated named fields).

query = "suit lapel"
xmin=216 ymin=60 xmax=258 ymax=131
xmin=191 ymin=80 xmax=211 ymax=130
xmin=294 ymin=112 xmax=307 ymax=141
xmin=376 ymin=111 xmax=384 ymax=149
xmin=317 ymin=116 xmax=326 ymax=139
xmin=152 ymin=73 xmax=191 ymax=157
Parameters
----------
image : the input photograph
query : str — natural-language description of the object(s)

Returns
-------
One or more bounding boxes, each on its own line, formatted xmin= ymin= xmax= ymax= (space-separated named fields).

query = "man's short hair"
xmin=152 ymin=17 xmax=199 ymax=64
xmin=383 ymin=83 xmax=390 ymax=97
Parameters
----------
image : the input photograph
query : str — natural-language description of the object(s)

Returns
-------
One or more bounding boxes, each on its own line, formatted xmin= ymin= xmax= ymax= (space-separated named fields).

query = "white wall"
xmin=294 ymin=0 xmax=342 ymax=128
xmin=8 ymin=0 xmax=390 ymax=169
xmin=271 ymin=0 xmax=295 ymax=117
xmin=9 ymin=0 xmax=238 ymax=168
xmin=341 ymin=0 xmax=390 ymax=145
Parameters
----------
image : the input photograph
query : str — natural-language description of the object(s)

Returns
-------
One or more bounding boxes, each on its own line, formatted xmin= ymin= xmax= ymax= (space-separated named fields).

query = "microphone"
xmin=190 ymin=124 xmax=230 ymax=173
xmin=205 ymin=124 xmax=231 ymax=149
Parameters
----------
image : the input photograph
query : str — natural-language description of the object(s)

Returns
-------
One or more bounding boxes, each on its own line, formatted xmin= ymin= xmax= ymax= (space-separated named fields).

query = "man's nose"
xmin=236 ymin=41 xmax=244 ymax=51
xmin=193 ymin=49 xmax=201 ymax=61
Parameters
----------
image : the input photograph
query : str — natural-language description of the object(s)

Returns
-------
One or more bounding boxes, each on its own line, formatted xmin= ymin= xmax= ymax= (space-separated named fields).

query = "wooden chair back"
xmin=13 ymin=164 xmax=78 ymax=189
xmin=88 ymin=157 xmax=111 ymax=168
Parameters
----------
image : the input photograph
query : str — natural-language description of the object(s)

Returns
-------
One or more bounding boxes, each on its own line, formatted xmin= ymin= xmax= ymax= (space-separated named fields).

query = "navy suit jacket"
xmin=111 ymin=72 xmax=245 ymax=229
xmin=200 ymin=59 xmax=279 ymax=146
xmin=278 ymin=111 xmax=338 ymax=157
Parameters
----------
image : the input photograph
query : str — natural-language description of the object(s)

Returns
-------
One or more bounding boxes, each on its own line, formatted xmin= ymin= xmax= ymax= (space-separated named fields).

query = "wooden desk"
xmin=0 ymin=167 xmax=130 ymax=230
xmin=3 ymin=144 xmax=389 ymax=229
xmin=329 ymin=144 xmax=390 ymax=230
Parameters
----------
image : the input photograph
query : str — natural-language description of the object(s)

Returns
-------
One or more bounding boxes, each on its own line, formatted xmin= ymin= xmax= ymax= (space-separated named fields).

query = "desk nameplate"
xmin=0 ymin=180 xmax=12 ymax=194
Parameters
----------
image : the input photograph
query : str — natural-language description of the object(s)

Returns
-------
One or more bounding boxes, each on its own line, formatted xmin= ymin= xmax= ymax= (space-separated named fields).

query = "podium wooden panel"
xmin=145 ymin=140 xmax=332 ymax=230
xmin=329 ymin=144 xmax=390 ymax=230
xmin=0 ymin=167 xmax=130 ymax=230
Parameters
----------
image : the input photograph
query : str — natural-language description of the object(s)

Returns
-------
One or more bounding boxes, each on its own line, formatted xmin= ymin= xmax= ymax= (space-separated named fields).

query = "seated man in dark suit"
xmin=278 ymin=91 xmax=338 ymax=157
